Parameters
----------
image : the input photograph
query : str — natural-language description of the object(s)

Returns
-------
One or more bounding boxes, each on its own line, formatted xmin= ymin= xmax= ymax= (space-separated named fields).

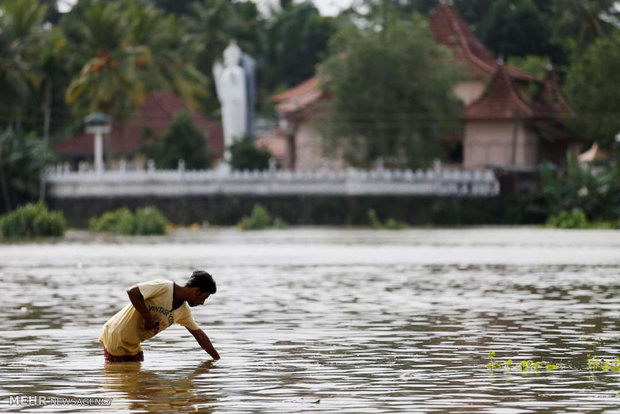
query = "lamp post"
xmin=84 ymin=112 xmax=111 ymax=173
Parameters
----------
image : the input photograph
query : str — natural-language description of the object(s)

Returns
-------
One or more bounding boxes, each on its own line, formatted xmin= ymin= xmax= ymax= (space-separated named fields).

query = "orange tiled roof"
xmin=56 ymin=91 xmax=224 ymax=156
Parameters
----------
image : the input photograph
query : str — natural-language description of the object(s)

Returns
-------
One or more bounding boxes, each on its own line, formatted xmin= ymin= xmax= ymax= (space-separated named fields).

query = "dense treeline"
xmin=1 ymin=0 xmax=619 ymax=213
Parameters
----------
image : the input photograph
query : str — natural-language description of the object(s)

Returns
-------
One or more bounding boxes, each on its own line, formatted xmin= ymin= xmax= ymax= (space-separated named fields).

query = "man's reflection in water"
xmin=103 ymin=360 xmax=217 ymax=412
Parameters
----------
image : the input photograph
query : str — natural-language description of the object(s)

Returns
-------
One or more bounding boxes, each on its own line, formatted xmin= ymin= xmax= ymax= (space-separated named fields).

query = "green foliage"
xmin=367 ymin=209 xmax=408 ymax=230
xmin=62 ymin=0 xmax=206 ymax=119
xmin=368 ymin=209 xmax=382 ymax=229
xmin=229 ymin=135 xmax=271 ymax=171
xmin=539 ymin=154 xmax=620 ymax=222
xmin=135 ymin=207 xmax=168 ymax=235
xmin=0 ymin=129 xmax=53 ymax=212
xmin=478 ymin=0 xmax=551 ymax=59
xmin=507 ymin=55 xmax=551 ymax=79
xmin=546 ymin=208 xmax=619 ymax=229
xmin=320 ymin=18 xmax=464 ymax=169
xmin=260 ymin=2 xmax=335 ymax=91
xmin=551 ymin=0 xmax=619 ymax=56
xmin=0 ymin=201 xmax=66 ymax=239
xmin=89 ymin=206 xmax=168 ymax=235
xmin=142 ymin=112 xmax=212 ymax=169
xmin=89 ymin=207 xmax=136 ymax=235
xmin=546 ymin=208 xmax=588 ymax=229
xmin=238 ymin=204 xmax=287 ymax=230
xmin=565 ymin=30 xmax=620 ymax=149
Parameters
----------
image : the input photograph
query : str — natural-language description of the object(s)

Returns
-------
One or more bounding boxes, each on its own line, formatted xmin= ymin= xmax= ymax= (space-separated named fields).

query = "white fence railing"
xmin=45 ymin=164 xmax=499 ymax=198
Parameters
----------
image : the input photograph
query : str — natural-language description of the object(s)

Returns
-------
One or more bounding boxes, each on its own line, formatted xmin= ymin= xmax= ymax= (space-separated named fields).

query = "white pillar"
xmin=94 ymin=132 xmax=104 ymax=173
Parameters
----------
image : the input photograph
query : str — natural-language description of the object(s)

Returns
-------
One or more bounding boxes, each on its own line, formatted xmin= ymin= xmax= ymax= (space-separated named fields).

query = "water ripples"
xmin=0 ymin=229 xmax=619 ymax=412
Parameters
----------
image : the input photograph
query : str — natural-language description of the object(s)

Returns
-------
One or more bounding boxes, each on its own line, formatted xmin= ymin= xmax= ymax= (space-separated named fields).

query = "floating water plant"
xmin=486 ymin=351 xmax=562 ymax=372
xmin=587 ymin=357 xmax=620 ymax=372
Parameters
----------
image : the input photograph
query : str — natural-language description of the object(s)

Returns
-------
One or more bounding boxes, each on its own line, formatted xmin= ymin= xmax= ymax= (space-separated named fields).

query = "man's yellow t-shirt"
xmin=99 ymin=279 xmax=199 ymax=356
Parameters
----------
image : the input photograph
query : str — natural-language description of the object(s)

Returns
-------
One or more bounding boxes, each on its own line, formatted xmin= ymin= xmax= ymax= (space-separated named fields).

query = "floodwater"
xmin=1 ymin=228 xmax=619 ymax=413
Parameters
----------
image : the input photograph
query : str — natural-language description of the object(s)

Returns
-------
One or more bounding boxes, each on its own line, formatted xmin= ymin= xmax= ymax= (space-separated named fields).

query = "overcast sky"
xmin=57 ymin=0 xmax=356 ymax=16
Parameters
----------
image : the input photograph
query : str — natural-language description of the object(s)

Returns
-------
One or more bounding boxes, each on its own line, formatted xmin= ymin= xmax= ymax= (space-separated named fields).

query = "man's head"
xmin=185 ymin=271 xmax=216 ymax=307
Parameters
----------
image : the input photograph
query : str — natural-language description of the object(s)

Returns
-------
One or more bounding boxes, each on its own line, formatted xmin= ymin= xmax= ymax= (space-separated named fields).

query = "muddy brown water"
xmin=1 ymin=228 xmax=619 ymax=413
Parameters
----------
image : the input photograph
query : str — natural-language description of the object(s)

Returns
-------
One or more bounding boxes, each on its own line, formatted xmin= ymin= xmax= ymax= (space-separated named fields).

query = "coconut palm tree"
xmin=64 ymin=1 xmax=148 ymax=120
xmin=64 ymin=0 xmax=207 ymax=119
xmin=0 ymin=0 xmax=48 ymax=131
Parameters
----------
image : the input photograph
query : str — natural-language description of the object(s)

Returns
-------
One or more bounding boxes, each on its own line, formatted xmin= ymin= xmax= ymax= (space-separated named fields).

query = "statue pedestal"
xmin=215 ymin=160 xmax=232 ymax=176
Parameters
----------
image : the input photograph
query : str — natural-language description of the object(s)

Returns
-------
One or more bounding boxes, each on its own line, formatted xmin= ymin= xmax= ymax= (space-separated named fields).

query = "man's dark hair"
xmin=186 ymin=270 xmax=216 ymax=294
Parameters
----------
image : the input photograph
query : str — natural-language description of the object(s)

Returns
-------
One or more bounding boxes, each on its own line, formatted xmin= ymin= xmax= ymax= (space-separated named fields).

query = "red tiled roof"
xmin=465 ymin=64 xmax=578 ymax=125
xmin=55 ymin=91 xmax=224 ymax=156
xmin=273 ymin=4 xmax=540 ymax=117
xmin=429 ymin=4 xmax=495 ymax=79
xmin=272 ymin=77 xmax=325 ymax=115
xmin=466 ymin=64 xmax=534 ymax=120
xmin=429 ymin=4 xmax=538 ymax=83
xmin=532 ymin=69 xmax=574 ymax=118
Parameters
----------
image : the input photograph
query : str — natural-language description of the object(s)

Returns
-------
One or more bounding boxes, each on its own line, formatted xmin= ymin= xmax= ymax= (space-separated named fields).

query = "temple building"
xmin=263 ymin=3 xmax=581 ymax=171
xmin=56 ymin=91 xmax=224 ymax=170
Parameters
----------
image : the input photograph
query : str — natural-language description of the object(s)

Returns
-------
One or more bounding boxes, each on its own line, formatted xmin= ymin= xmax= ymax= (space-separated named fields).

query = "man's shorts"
xmin=103 ymin=347 xmax=144 ymax=362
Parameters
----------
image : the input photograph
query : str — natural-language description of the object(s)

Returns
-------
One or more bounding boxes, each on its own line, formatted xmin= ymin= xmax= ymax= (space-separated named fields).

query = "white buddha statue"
xmin=213 ymin=41 xmax=247 ymax=160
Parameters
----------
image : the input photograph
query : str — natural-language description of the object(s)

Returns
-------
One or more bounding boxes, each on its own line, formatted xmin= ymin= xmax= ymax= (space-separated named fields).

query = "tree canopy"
xmin=319 ymin=18 xmax=464 ymax=169
xmin=565 ymin=29 xmax=620 ymax=149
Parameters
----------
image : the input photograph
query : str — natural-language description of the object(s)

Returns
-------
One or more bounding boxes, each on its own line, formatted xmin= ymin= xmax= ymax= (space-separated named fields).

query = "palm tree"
xmin=125 ymin=0 xmax=207 ymax=109
xmin=64 ymin=0 xmax=208 ymax=119
xmin=0 ymin=0 xmax=48 ymax=132
xmin=553 ymin=0 xmax=619 ymax=53
xmin=64 ymin=1 xmax=147 ymax=120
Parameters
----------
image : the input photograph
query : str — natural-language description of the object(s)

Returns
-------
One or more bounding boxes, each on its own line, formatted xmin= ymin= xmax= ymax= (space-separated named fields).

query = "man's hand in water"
xmin=188 ymin=328 xmax=220 ymax=360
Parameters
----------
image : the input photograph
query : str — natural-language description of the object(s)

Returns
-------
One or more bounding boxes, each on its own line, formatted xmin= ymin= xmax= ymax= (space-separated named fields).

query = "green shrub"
xmin=272 ymin=217 xmax=287 ymax=229
xmin=142 ymin=112 xmax=212 ymax=169
xmin=135 ymin=207 xmax=168 ymax=235
xmin=0 ymin=202 xmax=66 ymax=239
xmin=546 ymin=208 xmax=620 ymax=229
xmin=384 ymin=218 xmax=408 ymax=230
xmin=89 ymin=208 xmax=136 ymax=235
xmin=368 ymin=209 xmax=382 ymax=229
xmin=539 ymin=154 xmax=620 ymax=222
xmin=367 ymin=209 xmax=408 ymax=230
xmin=546 ymin=208 xmax=589 ymax=229
xmin=89 ymin=206 xmax=169 ymax=235
xmin=238 ymin=204 xmax=287 ymax=230
xmin=229 ymin=135 xmax=271 ymax=171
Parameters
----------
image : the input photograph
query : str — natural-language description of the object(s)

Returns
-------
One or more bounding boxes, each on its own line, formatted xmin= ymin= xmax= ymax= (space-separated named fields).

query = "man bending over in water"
xmin=99 ymin=271 xmax=220 ymax=362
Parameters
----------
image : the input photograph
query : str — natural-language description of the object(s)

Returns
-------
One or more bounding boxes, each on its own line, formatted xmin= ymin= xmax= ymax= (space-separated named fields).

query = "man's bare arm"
xmin=127 ymin=286 xmax=158 ymax=330
xmin=188 ymin=328 xmax=220 ymax=360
